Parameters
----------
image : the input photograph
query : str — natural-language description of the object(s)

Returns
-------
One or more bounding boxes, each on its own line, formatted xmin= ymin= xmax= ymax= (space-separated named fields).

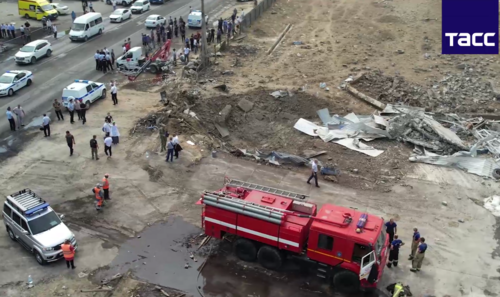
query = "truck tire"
xmin=332 ymin=270 xmax=360 ymax=293
xmin=149 ymin=64 xmax=158 ymax=74
xmin=257 ymin=245 xmax=283 ymax=270
xmin=492 ymin=168 xmax=500 ymax=180
xmin=233 ymin=238 xmax=257 ymax=262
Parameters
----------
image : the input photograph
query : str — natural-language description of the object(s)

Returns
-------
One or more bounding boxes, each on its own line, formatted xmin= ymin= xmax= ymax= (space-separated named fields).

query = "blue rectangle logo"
xmin=442 ymin=0 xmax=498 ymax=55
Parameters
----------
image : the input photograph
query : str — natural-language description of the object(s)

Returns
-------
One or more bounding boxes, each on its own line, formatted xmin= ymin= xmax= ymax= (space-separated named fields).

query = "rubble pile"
xmin=353 ymin=70 xmax=499 ymax=113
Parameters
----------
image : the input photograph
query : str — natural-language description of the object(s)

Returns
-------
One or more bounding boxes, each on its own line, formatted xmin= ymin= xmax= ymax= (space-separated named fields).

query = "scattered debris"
xmin=292 ymin=41 xmax=303 ymax=45
xmin=270 ymin=90 xmax=288 ymax=99
xmin=214 ymin=84 xmax=228 ymax=92
xmin=186 ymin=140 xmax=195 ymax=145
xmin=442 ymin=201 xmax=448 ymax=206
xmin=155 ymin=286 xmax=170 ymax=297
xmin=302 ymin=150 xmax=327 ymax=159
xmin=319 ymin=82 xmax=327 ymax=89
xmin=458 ymin=219 xmax=465 ymax=223
xmin=484 ymin=196 xmax=500 ymax=217
xmin=237 ymin=98 xmax=254 ymax=112
xmin=409 ymin=155 xmax=500 ymax=179
xmin=218 ymin=105 xmax=232 ymax=124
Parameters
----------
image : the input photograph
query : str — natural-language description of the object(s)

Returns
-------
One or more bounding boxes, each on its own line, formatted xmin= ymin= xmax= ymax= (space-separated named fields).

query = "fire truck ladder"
xmin=226 ymin=179 xmax=309 ymax=200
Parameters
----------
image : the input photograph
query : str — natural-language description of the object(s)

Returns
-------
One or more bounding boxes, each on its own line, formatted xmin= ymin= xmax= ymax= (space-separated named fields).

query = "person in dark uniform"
xmin=385 ymin=218 xmax=397 ymax=244
xmin=410 ymin=237 xmax=427 ymax=272
xmin=80 ymin=100 xmax=88 ymax=125
xmin=408 ymin=228 xmax=421 ymax=260
xmin=387 ymin=235 xmax=404 ymax=268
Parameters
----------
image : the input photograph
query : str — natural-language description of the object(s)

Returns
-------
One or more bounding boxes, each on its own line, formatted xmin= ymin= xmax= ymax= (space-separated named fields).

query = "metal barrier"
xmin=241 ymin=0 xmax=277 ymax=32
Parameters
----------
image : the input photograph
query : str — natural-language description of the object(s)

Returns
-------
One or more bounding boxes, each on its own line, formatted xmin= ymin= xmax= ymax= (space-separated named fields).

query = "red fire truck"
xmin=199 ymin=178 xmax=388 ymax=293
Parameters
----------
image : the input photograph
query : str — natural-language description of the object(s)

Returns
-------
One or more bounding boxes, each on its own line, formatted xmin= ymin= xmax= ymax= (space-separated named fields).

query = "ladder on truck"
xmin=225 ymin=178 xmax=309 ymax=200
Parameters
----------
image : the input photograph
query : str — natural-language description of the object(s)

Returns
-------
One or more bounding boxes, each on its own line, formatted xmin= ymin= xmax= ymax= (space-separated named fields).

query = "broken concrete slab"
xmin=214 ymin=123 xmax=230 ymax=138
xmin=270 ymin=90 xmax=288 ymax=99
xmin=218 ymin=105 xmax=232 ymax=124
xmin=237 ymin=99 xmax=254 ymax=112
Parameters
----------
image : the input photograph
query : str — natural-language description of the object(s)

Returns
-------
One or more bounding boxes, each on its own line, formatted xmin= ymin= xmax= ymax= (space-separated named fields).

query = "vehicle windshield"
xmin=72 ymin=23 xmax=85 ymax=31
xmin=375 ymin=228 xmax=386 ymax=258
xmin=28 ymin=211 xmax=62 ymax=235
xmin=134 ymin=1 xmax=144 ymax=5
xmin=19 ymin=45 xmax=35 ymax=52
xmin=0 ymin=75 xmax=13 ymax=84
xmin=147 ymin=16 xmax=156 ymax=20
xmin=41 ymin=4 xmax=53 ymax=11
xmin=111 ymin=10 xmax=123 ymax=16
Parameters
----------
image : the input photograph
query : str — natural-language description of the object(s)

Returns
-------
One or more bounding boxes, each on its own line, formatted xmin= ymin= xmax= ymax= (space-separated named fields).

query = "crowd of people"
xmin=94 ymin=47 xmax=116 ymax=73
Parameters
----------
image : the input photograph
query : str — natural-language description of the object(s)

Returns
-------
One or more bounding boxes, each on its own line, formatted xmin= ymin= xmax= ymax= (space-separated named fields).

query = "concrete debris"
xmin=218 ymin=105 xmax=232 ymax=124
xmin=397 ymin=49 xmax=405 ymax=54
xmin=214 ymin=84 xmax=228 ymax=92
xmin=484 ymin=196 xmax=500 ymax=217
xmin=351 ymin=70 xmax=499 ymax=113
xmin=409 ymin=155 xmax=500 ymax=179
xmin=222 ymin=70 xmax=234 ymax=75
xmin=442 ymin=201 xmax=448 ymax=206
xmin=334 ymin=138 xmax=384 ymax=157
xmin=237 ymin=98 xmax=254 ymax=112
xmin=270 ymin=90 xmax=288 ymax=98
xmin=232 ymin=149 xmax=314 ymax=167
xmin=214 ymin=123 xmax=230 ymax=138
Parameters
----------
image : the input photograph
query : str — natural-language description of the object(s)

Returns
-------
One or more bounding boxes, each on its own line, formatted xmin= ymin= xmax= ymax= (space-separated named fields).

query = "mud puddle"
xmin=94 ymin=216 xmax=390 ymax=297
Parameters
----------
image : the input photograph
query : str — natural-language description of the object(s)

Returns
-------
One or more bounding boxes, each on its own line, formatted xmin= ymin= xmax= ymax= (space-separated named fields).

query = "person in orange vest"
xmin=92 ymin=183 xmax=104 ymax=211
xmin=61 ymin=239 xmax=76 ymax=269
xmin=102 ymin=173 xmax=111 ymax=200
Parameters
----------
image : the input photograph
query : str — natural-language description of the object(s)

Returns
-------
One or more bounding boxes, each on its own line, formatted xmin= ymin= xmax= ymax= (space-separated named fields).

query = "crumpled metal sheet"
xmin=409 ymin=155 xmax=500 ymax=178
xmin=333 ymin=138 xmax=385 ymax=157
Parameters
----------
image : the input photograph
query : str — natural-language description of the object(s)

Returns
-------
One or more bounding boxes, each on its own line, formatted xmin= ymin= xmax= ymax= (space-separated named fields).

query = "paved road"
xmin=0 ymin=0 xmax=232 ymax=135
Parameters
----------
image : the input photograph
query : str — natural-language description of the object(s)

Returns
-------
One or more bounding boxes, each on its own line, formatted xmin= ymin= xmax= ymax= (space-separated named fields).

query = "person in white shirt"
xmin=184 ymin=47 xmax=190 ymax=63
xmin=102 ymin=121 xmax=111 ymax=138
xmin=42 ymin=113 xmax=51 ymax=137
xmin=67 ymin=98 xmax=75 ymax=123
xmin=306 ymin=159 xmax=319 ymax=187
xmin=193 ymin=39 xmax=198 ymax=54
xmin=46 ymin=19 xmax=52 ymax=32
xmin=13 ymin=105 xmax=25 ymax=128
xmin=111 ymin=83 xmax=118 ymax=105
xmin=104 ymin=135 xmax=113 ymax=157
xmin=52 ymin=24 xmax=57 ymax=39
xmin=172 ymin=134 xmax=182 ymax=159
xmin=110 ymin=122 xmax=120 ymax=144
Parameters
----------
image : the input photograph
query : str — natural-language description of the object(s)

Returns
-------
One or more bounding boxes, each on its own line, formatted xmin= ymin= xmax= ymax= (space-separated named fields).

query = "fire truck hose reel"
xmin=203 ymin=200 xmax=282 ymax=225
xmin=203 ymin=195 xmax=285 ymax=220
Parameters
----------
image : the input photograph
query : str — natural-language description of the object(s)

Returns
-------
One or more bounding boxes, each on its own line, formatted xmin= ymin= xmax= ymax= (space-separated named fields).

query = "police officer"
xmin=408 ymin=228 xmax=420 ymax=260
xmin=387 ymin=235 xmax=404 ymax=268
xmin=105 ymin=51 xmax=114 ymax=71
xmin=94 ymin=50 xmax=100 ymax=70
xmin=100 ymin=51 xmax=107 ymax=73
xmin=410 ymin=237 xmax=427 ymax=272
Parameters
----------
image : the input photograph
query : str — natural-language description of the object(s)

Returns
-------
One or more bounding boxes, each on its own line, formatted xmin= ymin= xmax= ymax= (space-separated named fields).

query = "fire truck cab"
xmin=200 ymin=178 xmax=388 ymax=293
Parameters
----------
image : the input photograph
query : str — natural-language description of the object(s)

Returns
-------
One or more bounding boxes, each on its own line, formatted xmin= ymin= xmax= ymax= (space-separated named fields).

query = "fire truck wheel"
xmin=233 ymin=238 xmax=257 ymax=262
xmin=332 ymin=270 xmax=360 ymax=293
xmin=257 ymin=246 xmax=283 ymax=270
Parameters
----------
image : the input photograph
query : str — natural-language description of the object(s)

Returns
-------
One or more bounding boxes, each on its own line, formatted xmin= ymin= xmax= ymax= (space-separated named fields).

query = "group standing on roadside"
xmin=383 ymin=222 xmax=428 ymax=273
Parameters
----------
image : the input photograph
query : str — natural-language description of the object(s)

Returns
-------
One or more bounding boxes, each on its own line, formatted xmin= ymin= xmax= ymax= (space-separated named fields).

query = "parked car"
xmin=0 ymin=70 xmax=33 ymax=97
xmin=145 ymin=14 xmax=166 ymax=28
xmin=15 ymin=39 xmax=52 ymax=64
xmin=50 ymin=3 xmax=69 ymax=15
xmin=110 ymin=9 xmax=132 ymax=23
xmin=131 ymin=0 xmax=150 ymax=13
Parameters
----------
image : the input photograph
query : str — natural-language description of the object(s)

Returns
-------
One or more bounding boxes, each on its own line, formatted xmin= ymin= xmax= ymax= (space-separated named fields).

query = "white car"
xmin=0 ymin=70 xmax=33 ymax=97
xmin=51 ymin=3 xmax=69 ymax=15
xmin=145 ymin=14 xmax=166 ymax=28
xmin=131 ymin=0 xmax=150 ymax=13
xmin=15 ymin=40 xmax=52 ymax=64
xmin=61 ymin=80 xmax=106 ymax=108
xmin=110 ymin=9 xmax=132 ymax=22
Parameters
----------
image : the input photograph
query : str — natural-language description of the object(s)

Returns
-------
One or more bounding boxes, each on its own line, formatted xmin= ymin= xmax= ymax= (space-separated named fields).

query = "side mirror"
xmin=59 ymin=214 xmax=65 ymax=220
xmin=22 ymin=230 xmax=29 ymax=235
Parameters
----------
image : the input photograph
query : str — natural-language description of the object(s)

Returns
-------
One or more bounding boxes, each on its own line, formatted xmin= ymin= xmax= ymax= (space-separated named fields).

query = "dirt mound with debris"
xmin=189 ymin=89 xmax=412 ymax=191
xmin=353 ymin=70 xmax=500 ymax=113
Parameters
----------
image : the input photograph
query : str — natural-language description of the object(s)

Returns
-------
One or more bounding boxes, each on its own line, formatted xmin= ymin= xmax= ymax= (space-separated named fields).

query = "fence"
xmin=240 ymin=0 xmax=277 ymax=31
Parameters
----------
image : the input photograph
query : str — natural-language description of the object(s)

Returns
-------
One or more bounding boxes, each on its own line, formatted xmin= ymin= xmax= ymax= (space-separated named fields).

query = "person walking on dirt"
xmin=110 ymin=122 xmax=120 ymax=144
xmin=104 ymin=134 xmax=113 ymax=157
xmin=6 ymin=107 xmax=15 ymax=131
xmin=190 ymin=34 xmax=194 ymax=50
xmin=80 ymin=100 xmax=88 ymax=125
xmin=159 ymin=126 xmax=168 ymax=152
xmin=165 ymin=137 xmax=174 ymax=162
xmin=410 ymin=237 xmax=427 ymax=272
xmin=173 ymin=134 xmax=182 ymax=159
xmin=387 ymin=235 xmax=404 ymax=268
xmin=218 ymin=17 xmax=223 ymax=33
xmin=74 ymin=98 xmax=82 ymax=120
xmin=216 ymin=28 xmax=222 ymax=44
xmin=68 ymin=98 xmax=75 ymax=123
xmin=183 ymin=47 xmax=190 ymax=63
xmin=93 ymin=183 xmax=104 ymax=210
xmin=13 ymin=105 xmax=25 ymax=129
xmin=111 ymin=83 xmax=118 ymax=105
xmin=61 ymin=239 xmax=76 ymax=269
xmin=53 ymin=99 xmax=64 ymax=121
xmin=306 ymin=159 xmax=319 ymax=188
xmin=408 ymin=228 xmax=421 ymax=260
xmin=65 ymin=131 xmax=75 ymax=156
xmin=42 ymin=114 xmax=51 ymax=137
xmin=102 ymin=174 xmax=111 ymax=200
xmin=102 ymin=121 xmax=111 ymax=138
xmin=385 ymin=218 xmax=397 ymax=244
xmin=90 ymin=135 xmax=99 ymax=160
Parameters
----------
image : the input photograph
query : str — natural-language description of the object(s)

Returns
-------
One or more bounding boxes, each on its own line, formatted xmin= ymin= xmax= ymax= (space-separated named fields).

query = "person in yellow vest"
xmin=92 ymin=184 xmax=104 ymax=211
xmin=102 ymin=174 xmax=111 ymax=200
xmin=387 ymin=282 xmax=412 ymax=297
xmin=61 ymin=239 xmax=76 ymax=269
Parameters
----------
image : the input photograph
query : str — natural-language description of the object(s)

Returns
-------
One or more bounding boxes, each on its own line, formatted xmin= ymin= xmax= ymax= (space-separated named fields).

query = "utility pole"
xmin=201 ymin=0 xmax=208 ymax=67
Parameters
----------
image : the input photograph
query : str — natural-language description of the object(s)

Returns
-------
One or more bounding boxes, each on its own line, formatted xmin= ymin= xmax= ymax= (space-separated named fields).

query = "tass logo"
xmin=442 ymin=0 xmax=498 ymax=55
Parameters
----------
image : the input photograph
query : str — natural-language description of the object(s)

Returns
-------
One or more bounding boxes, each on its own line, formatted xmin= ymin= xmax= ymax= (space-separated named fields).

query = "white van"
xmin=69 ymin=12 xmax=105 ymax=42
xmin=187 ymin=10 xmax=202 ymax=28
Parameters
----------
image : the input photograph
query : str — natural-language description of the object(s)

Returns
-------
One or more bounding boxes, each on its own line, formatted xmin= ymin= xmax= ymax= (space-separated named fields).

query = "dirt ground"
xmin=1 ymin=0 xmax=500 ymax=297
